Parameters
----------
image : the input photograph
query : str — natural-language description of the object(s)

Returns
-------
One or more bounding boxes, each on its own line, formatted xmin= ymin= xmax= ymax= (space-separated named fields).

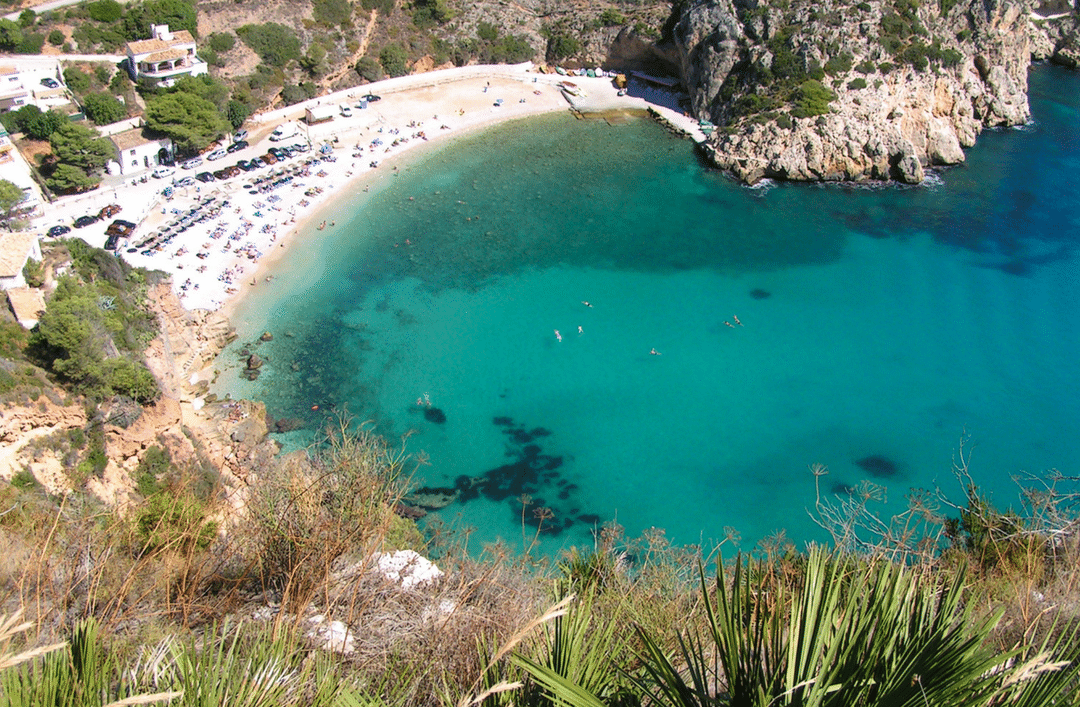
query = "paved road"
xmin=3 ymin=0 xmax=122 ymax=21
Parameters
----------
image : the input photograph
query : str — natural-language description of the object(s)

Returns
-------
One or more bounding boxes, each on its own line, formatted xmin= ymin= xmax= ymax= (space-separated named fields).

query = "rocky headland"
xmin=663 ymin=0 xmax=1079 ymax=183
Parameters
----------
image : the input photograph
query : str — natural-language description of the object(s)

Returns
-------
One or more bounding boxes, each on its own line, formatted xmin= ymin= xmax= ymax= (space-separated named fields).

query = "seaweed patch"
xmin=854 ymin=455 xmax=899 ymax=478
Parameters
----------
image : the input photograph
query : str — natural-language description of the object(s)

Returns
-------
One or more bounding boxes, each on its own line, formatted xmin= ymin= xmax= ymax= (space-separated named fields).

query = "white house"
xmin=0 ymin=231 xmax=41 ymax=290
xmin=109 ymin=128 xmax=173 ymax=176
xmin=125 ymin=24 xmax=207 ymax=88
xmin=0 ymin=60 xmax=68 ymax=114
xmin=0 ymin=126 xmax=45 ymax=219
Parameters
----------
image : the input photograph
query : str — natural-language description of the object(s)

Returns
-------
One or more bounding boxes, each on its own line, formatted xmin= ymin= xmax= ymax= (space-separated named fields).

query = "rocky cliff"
xmin=666 ymin=0 xmax=1078 ymax=183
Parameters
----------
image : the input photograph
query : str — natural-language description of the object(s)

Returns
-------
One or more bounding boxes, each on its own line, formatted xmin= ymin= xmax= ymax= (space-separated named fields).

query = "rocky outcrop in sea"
xmin=664 ymin=0 xmax=1079 ymax=183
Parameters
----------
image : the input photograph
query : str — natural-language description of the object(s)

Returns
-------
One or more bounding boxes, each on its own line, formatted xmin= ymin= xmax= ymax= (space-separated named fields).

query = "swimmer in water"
xmin=650 ymin=348 xmax=661 ymax=356
xmin=582 ymin=301 xmax=592 ymax=307
xmin=554 ymin=329 xmax=562 ymax=342
xmin=733 ymin=314 xmax=742 ymax=326
xmin=724 ymin=321 xmax=735 ymax=328
xmin=578 ymin=326 xmax=583 ymax=334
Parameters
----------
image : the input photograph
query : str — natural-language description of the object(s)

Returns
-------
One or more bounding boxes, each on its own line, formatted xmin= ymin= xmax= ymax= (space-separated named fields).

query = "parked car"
xmin=173 ymin=176 xmax=195 ymax=187
xmin=212 ymin=169 xmax=230 ymax=180
xmin=236 ymin=160 xmax=254 ymax=172
xmin=106 ymin=218 xmax=136 ymax=234
xmin=268 ymin=147 xmax=286 ymax=160
xmin=206 ymin=149 xmax=227 ymax=161
xmin=250 ymin=158 xmax=266 ymax=169
xmin=98 ymin=203 xmax=121 ymax=218
xmin=152 ymin=165 xmax=175 ymax=179
xmin=339 ymin=104 xmax=353 ymax=117
xmin=362 ymin=93 xmax=381 ymax=102
xmin=262 ymin=152 xmax=278 ymax=165
xmin=47 ymin=224 xmax=71 ymax=237
xmin=232 ymin=130 xmax=248 ymax=142
xmin=194 ymin=171 xmax=216 ymax=183
xmin=180 ymin=157 xmax=203 ymax=170
xmin=292 ymin=142 xmax=310 ymax=153
xmin=73 ymin=215 xmax=98 ymax=228
xmin=40 ymin=77 xmax=59 ymax=89
xmin=104 ymin=234 xmax=120 ymax=251
xmin=226 ymin=140 xmax=248 ymax=154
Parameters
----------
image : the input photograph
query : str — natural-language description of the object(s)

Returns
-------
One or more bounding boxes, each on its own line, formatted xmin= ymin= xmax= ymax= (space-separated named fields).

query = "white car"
xmin=152 ymin=165 xmax=175 ymax=179
xmin=232 ymin=129 xmax=248 ymax=142
xmin=339 ymin=104 xmax=353 ymax=117
xmin=206 ymin=149 xmax=227 ymax=161
xmin=180 ymin=157 xmax=202 ymax=170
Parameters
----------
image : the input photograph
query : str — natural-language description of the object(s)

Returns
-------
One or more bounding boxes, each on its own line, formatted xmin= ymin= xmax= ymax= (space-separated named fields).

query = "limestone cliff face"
xmin=667 ymin=0 xmax=1075 ymax=183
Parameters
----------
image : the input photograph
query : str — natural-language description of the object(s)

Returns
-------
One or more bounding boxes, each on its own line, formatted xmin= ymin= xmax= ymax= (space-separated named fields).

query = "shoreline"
xmin=61 ymin=65 xmax=700 ymax=323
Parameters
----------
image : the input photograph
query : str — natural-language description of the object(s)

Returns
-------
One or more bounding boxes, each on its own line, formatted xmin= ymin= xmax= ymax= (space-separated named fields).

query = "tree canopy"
xmin=30 ymin=269 xmax=160 ymax=403
xmin=0 ymin=179 xmax=25 ymax=223
xmin=122 ymin=0 xmax=197 ymax=40
xmin=49 ymin=122 xmax=115 ymax=174
xmin=144 ymin=91 xmax=229 ymax=153
xmin=0 ymin=19 xmax=22 ymax=50
xmin=82 ymin=92 xmax=126 ymax=125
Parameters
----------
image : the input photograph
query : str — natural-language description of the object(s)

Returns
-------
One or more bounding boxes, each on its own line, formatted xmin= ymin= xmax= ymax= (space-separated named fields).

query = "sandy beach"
xmin=35 ymin=64 xmax=702 ymax=314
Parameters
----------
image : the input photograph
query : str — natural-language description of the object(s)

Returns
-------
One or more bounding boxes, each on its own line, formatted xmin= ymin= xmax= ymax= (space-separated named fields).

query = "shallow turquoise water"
xmin=219 ymin=66 xmax=1080 ymax=557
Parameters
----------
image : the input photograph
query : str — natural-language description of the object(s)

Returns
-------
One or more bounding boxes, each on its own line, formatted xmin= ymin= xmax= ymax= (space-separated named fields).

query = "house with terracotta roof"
xmin=0 ymin=231 xmax=41 ymax=290
xmin=125 ymin=24 xmax=207 ymax=88
xmin=6 ymin=286 xmax=45 ymax=328
xmin=109 ymin=127 xmax=173 ymax=175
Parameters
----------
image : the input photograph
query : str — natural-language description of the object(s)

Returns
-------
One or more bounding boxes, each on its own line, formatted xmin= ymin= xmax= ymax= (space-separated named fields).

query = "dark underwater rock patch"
xmin=855 ymin=455 xmax=899 ymax=478
xmin=749 ymin=288 xmax=771 ymax=299
xmin=424 ymin=406 xmax=447 ymax=424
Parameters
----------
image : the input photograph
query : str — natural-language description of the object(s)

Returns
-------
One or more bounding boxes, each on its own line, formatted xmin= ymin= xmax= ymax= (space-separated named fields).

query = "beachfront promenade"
xmin=30 ymin=63 xmax=704 ymax=312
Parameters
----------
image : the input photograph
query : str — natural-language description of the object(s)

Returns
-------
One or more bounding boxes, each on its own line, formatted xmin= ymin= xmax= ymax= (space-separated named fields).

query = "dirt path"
xmin=320 ymin=9 xmax=378 ymax=90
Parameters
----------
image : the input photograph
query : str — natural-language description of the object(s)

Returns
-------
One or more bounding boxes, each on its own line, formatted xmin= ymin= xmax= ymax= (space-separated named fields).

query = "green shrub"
xmin=791 ymin=79 xmax=835 ymax=117
xmin=10 ymin=468 xmax=37 ymax=490
xmin=490 ymin=34 xmax=533 ymax=63
xmin=546 ymin=33 xmax=581 ymax=62
xmin=477 ymin=20 xmax=498 ymax=42
xmin=82 ymin=92 xmax=126 ymax=125
xmin=856 ymin=1 xmax=872 ymax=9
xmin=22 ymin=258 xmax=44 ymax=288
xmin=824 ymin=52 xmax=853 ymax=75
xmin=355 ymin=55 xmax=383 ymax=81
xmin=379 ymin=42 xmax=409 ymax=77
xmin=599 ymin=8 xmax=626 ymax=26
xmin=18 ymin=8 xmax=34 ymax=26
xmin=412 ymin=0 xmax=452 ymax=27
xmin=207 ymin=31 xmax=235 ymax=52
xmin=878 ymin=61 xmax=895 ymax=73
xmin=135 ymin=491 xmax=217 ymax=552
xmin=16 ymin=32 xmax=44 ymax=53
xmin=847 ymin=77 xmax=867 ymax=89
xmin=855 ymin=59 xmax=876 ymax=74
xmin=87 ymin=0 xmax=122 ymax=22
xmin=63 ymin=67 xmax=91 ymax=93
xmin=236 ymin=23 xmax=301 ymax=67
xmin=135 ymin=445 xmax=170 ymax=496
xmin=313 ymin=0 xmax=352 ymax=25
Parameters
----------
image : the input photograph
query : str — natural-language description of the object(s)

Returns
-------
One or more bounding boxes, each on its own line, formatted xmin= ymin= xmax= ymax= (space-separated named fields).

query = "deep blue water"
xmin=218 ymin=65 xmax=1080 ymax=557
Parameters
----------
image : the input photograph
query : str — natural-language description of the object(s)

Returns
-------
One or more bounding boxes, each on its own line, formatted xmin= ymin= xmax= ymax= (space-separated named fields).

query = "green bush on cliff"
xmin=791 ymin=78 xmax=835 ymax=117
xmin=28 ymin=241 xmax=160 ymax=403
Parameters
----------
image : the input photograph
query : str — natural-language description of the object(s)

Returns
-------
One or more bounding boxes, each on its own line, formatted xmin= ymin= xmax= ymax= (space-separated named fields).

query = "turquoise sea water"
xmin=218 ymin=66 xmax=1080 ymax=557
